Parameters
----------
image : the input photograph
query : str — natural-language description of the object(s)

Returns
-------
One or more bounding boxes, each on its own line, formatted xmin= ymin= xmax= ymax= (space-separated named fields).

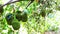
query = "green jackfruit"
xmin=21 ymin=12 xmax=27 ymax=22
xmin=5 ymin=13 xmax=14 ymax=25
xmin=0 ymin=4 xmax=3 ymax=14
xmin=12 ymin=21 xmax=20 ymax=30
xmin=15 ymin=11 xmax=22 ymax=21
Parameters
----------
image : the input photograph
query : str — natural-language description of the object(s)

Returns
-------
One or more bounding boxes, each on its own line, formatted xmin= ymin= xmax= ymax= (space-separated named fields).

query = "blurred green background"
xmin=0 ymin=0 xmax=60 ymax=34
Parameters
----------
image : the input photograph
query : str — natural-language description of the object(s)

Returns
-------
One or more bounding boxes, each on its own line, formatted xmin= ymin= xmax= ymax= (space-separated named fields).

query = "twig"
xmin=25 ymin=1 xmax=34 ymax=9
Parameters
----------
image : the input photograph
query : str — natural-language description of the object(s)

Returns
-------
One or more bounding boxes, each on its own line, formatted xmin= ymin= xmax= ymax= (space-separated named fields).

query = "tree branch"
xmin=0 ymin=0 xmax=20 ymax=7
xmin=0 ymin=0 xmax=34 ymax=9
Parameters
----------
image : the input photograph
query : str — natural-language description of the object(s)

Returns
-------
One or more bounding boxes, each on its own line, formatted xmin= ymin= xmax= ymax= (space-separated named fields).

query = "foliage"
xmin=0 ymin=0 xmax=60 ymax=34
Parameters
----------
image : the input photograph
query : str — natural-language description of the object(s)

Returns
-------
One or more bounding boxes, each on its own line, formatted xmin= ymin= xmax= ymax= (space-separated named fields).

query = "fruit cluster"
xmin=5 ymin=10 xmax=28 ymax=30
